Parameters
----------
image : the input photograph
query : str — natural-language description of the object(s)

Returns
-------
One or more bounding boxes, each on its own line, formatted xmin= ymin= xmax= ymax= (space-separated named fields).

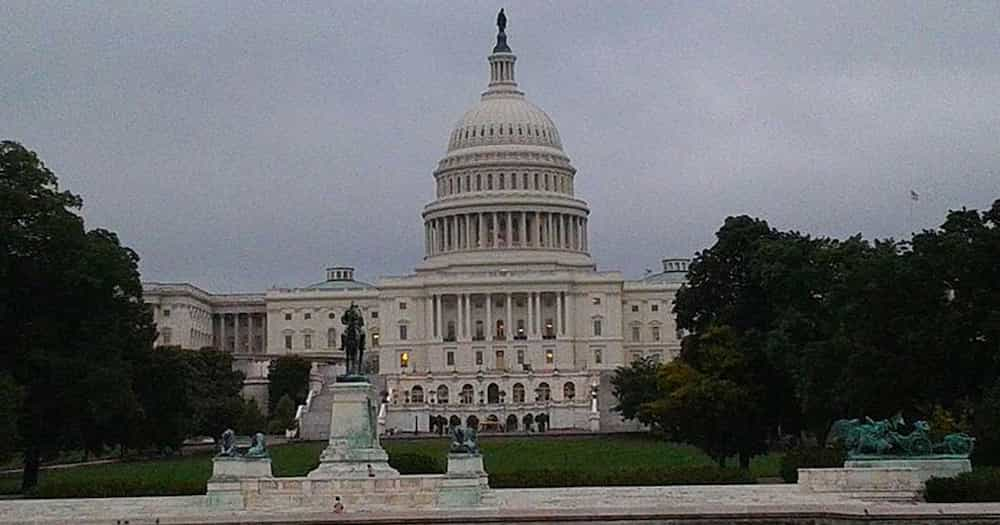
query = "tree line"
xmin=0 ymin=142 xmax=311 ymax=493
xmin=613 ymin=200 xmax=1000 ymax=469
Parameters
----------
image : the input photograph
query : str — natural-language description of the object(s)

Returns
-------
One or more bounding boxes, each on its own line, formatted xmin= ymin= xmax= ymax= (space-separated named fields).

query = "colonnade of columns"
xmin=426 ymin=291 xmax=568 ymax=342
xmin=425 ymin=211 xmax=587 ymax=256
xmin=214 ymin=312 xmax=266 ymax=354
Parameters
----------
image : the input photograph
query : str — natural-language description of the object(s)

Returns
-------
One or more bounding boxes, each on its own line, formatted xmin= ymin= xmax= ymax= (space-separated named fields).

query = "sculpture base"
xmin=336 ymin=374 xmax=369 ymax=383
xmin=307 ymin=381 xmax=399 ymax=480
xmin=845 ymin=458 xmax=971 ymax=483
xmin=209 ymin=456 xmax=273 ymax=481
xmin=439 ymin=453 xmax=489 ymax=508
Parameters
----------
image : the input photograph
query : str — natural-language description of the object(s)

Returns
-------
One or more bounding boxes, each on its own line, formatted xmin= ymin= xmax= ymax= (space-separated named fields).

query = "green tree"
xmin=0 ymin=141 xmax=156 ymax=491
xmin=268 ymin=355 xmax=311 ymax=413
xmin=0 ymin=373 xmax=22 ymax=460
xmin=185 ymin=349 xmax=245 ymax=438
xmin=268 ymin=394 xmax=297 ymax=435
xmin=126 ymin=345 xmax=192 ymax=453
xmin=610 ymin=356 xmax=661 ymax=428
xmin=236 ymin=398 xmax=268 ymax=435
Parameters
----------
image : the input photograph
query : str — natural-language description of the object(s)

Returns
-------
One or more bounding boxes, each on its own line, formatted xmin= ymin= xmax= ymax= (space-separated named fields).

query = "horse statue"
xmin=340 ymin=303 xmax=366 ymax=377
xmin=830 ymin=413 xmax=975 ymax=458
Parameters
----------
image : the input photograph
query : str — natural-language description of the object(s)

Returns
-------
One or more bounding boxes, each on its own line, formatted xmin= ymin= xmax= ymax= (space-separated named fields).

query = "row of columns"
xmin=425 ymin=211 xmax=587 ymax=256
xmin=427 ymin=292 xmax=567 ymax=342
xmin=214 ymin=312 xmax=266 ymax=354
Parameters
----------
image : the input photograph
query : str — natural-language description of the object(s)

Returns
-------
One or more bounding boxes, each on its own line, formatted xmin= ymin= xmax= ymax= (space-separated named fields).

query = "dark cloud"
xmin=3 ymin=1 xmax=998 ymax=291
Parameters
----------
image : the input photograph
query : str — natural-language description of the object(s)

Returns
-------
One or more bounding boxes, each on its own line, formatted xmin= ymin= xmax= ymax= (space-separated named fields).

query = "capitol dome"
xmin=447 ymin=97 xmax=563 ymax=152
xmin=419 ymin=13 xmax=594 ymax=273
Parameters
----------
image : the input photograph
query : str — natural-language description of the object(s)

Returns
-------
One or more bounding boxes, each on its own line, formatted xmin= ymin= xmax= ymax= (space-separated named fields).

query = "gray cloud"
xmin=3 ymin=1 xmax=998 ymax=291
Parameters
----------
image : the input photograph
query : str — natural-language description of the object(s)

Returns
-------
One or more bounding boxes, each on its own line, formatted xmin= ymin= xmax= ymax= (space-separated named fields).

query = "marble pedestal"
xmin=206 ymin=456 xmax=272 ymax=508
xmin=845 ymin=458 xmax=971 ymax=483
xmin=307 ymin=381 xmax=399 ymax=479
xmin=438 ymin=453 xmax=489 ymax=508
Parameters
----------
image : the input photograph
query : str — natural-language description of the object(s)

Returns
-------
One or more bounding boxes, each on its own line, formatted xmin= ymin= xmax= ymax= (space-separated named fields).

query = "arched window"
xmin=460 ymin=384 xmax=475 ymax=404
xmin=512 ymin=383 xmax=525 ymax=403
xmin=449 ymin=415 xmax=461 ymax=427
xmin=498 ymin=173 xmax=505 ymax=190
xmin=537 ymin=382 xmax=551 ymax=402
xmin=487 ymin=174 xmax=493 ymax=190
xmin=327 ymin=328 xmax=337 ymax=348
xmin=437 ymin=385 xmax=449 ymax=404
xmin=506 ymin=414 xmax=519 ymax=431
xmin=563 ymin=382 xmax=576 ymax=400
xmin=467 ymin=415 xmax=480 ymax=430
xmin=411 ymin=386 xmax=424 ymax=404
xmin=487 ymin=383 xmax=500 ymax=404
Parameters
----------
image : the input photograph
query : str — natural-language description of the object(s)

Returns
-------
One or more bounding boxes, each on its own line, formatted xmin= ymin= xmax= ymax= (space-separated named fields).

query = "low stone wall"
xmin=798 ymin=467 xmax=922 ymax=501
xmin=212 ymin=475 xmax=446 ymax=512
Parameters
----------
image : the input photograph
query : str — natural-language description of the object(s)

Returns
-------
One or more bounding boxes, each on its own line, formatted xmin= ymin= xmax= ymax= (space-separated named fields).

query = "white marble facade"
xmin=143 ymin=27 xmax=688 ymax=432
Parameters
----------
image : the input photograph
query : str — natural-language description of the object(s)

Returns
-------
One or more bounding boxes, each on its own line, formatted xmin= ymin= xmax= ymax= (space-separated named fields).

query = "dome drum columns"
xmin=424 ymin=210 xmax=588 ymax=257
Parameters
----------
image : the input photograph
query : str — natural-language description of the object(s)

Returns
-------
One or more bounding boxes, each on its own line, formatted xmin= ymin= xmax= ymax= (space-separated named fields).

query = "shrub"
xmin=779 ymin=446 xmax=845 ymax=483
xmin=388 ymin=452 xmax=443 ymax=474
xmin=488 ymin=466 xmax=753 ymax=489
xmin=926 ymin=468 xmax=1000 ymax=502
xmin=268 ymin=394 xmax=297 ymax=435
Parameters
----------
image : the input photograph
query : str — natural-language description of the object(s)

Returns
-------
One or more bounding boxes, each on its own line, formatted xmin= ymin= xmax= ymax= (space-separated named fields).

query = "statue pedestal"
xmin=210 ymin=456 xmax=273 ymax=480
xmin=307 ymin=381 xmax=399 ymax=479
xmin=439 ymin=453 xmax=489 ymax=508
xmin=845 ymin=458 xmax=971 ymax=483
xmin=206 ymin=456 xmax=272 ymax=509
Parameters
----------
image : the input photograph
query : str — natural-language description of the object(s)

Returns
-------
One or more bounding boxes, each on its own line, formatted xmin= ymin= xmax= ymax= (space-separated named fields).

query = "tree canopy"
xmin=615 ymin=199 xmax=1000 ymax=467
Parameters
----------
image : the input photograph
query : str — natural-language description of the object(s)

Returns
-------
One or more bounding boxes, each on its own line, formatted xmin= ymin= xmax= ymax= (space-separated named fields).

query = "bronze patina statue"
xmin=449 ymin=424 xmax=480 ymax=455
xmin=246 ymin=432 xmax=269 ymax=458
xmin=493 ymin=8 xmax=511 ymax=53
xmin=830 ymin=413 xmax=975 ymax=459
xmin=340 ymin=302 xmax=367 ymax=378
xmin=218 ymin=428 xmax=237 ymax=457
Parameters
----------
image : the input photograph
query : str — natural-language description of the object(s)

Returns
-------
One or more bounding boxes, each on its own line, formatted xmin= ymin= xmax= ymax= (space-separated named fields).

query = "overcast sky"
xmin=3 ymin=1 xmax=999 ymax=292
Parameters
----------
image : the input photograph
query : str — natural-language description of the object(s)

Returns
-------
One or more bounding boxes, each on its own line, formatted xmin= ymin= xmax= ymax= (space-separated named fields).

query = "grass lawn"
xmin=0 ymin=435 xmax=782 ymax=498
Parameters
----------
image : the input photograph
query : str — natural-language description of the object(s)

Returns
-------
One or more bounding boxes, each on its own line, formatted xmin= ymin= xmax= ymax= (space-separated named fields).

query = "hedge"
xmin=779 ymin=446 xmax=845 ymax=483
xmin=925 ymin=468 xmax=1000 ymax=503
xmin=387 ymin=452 xmax=444 ymax=474
xmin=489 ymin=466 xmax=754 ymax=488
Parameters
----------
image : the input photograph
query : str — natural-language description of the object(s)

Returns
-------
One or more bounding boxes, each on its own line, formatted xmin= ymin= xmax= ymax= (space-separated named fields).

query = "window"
xmin=631 ymin=305 xmax=639 ymax=312
xmin=498 ymin=173 xmax=505 ymax=189
xmin=445 ymin=321 xmax=456 ymax=342
xmin=372 ymin=332 xmax=380 ymax=346
xmin=304 ymin=334 xmax=312 ymax=349
xmin=161 ymin=328 xmax=172 ymax=345
xmin=474 ymin=320 xmax=484 ymax=340
xmin=328 ymin=312 xmax=336 ymax=319
xmin=592 ymin=297 xmax=601 ymax=305
xmin=495 ymin=319 xmax=505 ymax=340
xmin=304 ymin=312 xmax=312 ymax=320
xmin=563 ymin=382 xmax=576 ymax=400
xmin=593 ymin=319 xmax=602 ymax=336
xmin=437 ymin=385 xmax=449 ymax=404
xmin=496 ymin=350 xmax=505 ymax=369
xmin=513 ymin=383 xmax=525 ymax=403
xmin=163 ymin=308 xmax=171 ymax=317
xmin=516 ymin=319 xmax=526 ymax=339
xmin=399 ymin=301 xmax=407 ymax=310
xmin=594 ymin=349 xmax=603 ymax=364
xmin=476 ymin=174 xmax=482 ymax=190
xmin=327 ymin=328 xmax=337 ymax=348
xmin=544 ymin=319 xmax=555 ymax=339
xmin=446 ymin=351 xmax=455 ymax=366
xmin=475 ymin=351 xmax=483 ymax=366
xmin=410 ymin=385 xmax=423 ymax=403
xmin=399 ymin=352 xmax=409 ymax=368
xmin=461 ymin=384 xmax=474 ymax=404
xmin=545 ymin=349 xmax=554 ymax=364
xmin=371 ymin=311 xmax=378 ymax=319
xmin=285 ymin=313 xmax=292 ymax=320
xmin=399 ymin=325 xmax=408 ymax=340
xmin=517 ymin=349 xmax=524 ymax=364
xmin=487 ymin=174 xmax=493 ymax=190
xmin=652 ymin=326 xmax=661 ymax=342
xmin=651 ymin=304 xmax=660 ymax=312
xmin=537 ymin=383 xmax=551 ymax=402
xmin=632 ymin=326 xmax=640 ymax=342
xmin=284 ymin=335 xmax=292 ymax=349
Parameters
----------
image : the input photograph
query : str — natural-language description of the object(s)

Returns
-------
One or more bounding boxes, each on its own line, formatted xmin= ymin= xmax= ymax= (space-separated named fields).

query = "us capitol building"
xmin=143 ymin=15 xmax=689 ymax=435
